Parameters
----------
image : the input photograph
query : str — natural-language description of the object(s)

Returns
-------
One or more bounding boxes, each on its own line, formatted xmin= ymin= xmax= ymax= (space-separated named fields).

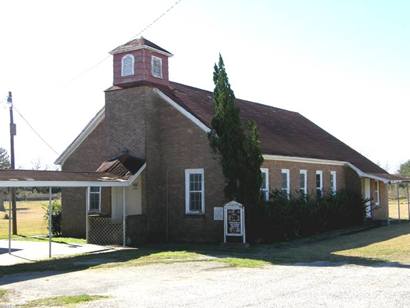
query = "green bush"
xmin=249 ymin=189 xmax=366 ymax=242
xmin=43 ymin=199 xmax=62 ymax=236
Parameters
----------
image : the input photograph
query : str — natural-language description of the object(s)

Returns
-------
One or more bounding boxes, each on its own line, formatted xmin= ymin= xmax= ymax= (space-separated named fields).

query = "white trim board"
xmin=0 ymin=180 xmax=127 ymax=188
xmin=0 ymin=164 xmax=146 ymax=188
xmin=55 ymin=108 xmax=105 ymax=165
xmin=263 ymin=154 xmax=346 ymax=166
xmin=263 ymin=154 xmax=394 ymax=184
xmin=185 ymin=168 xmax=205 ymax=215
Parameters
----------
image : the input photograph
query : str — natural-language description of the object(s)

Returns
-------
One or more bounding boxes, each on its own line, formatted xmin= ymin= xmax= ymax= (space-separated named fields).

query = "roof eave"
xmin=109 ymin=45 xmax=173 ymax=57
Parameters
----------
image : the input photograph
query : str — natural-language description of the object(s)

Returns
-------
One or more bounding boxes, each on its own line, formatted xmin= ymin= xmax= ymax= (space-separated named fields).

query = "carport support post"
xmin=122 ymin=187 xmax=126 ymax=247
xmin=397 ymin=183 xmax=401 ymax=222
xmin=8 ymin=188 xmax=11 ymax=254
xmin=407 ymin=183 xmax=409 ymax=221
xmin=48 ymin=187 xmax=52 ymax=258
xmin=85 ymin=187 xmax=90 ymax=243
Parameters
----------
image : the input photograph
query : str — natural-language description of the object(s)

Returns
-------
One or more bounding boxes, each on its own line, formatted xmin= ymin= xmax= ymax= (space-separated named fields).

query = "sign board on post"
xmin=213 ymin=207 xmax=224 ymax=221
xmin=223 ymin=201 xmax=246 ymax=244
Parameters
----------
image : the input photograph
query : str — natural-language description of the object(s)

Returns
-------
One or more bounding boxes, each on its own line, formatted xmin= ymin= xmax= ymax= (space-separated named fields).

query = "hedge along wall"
xmin=249 ymin=189 xmax=366 ymax=243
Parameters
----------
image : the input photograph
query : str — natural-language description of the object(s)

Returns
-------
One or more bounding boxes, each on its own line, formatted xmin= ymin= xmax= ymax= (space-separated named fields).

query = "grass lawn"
xmin=0 ymin=200 xmax=48 ymax=238
xmin=1 ymin=223 xmax=409 ymax=277
xmin=0 ymin=200 xmax=85 ymax=244
xmin=0 ymin=288 xmax=7 ymax=301
xmin=21 ymin=294 xmax=108 ymax=307
xmin=389 ymin=198 xmax=410 ymax=220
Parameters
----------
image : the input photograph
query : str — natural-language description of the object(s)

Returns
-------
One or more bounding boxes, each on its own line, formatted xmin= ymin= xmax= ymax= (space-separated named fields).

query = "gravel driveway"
xmin=2 ymin=260 xmax=410 ymax=307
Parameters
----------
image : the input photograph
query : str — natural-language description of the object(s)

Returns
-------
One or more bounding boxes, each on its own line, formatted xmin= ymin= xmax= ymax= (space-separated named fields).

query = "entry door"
xmin=363 ymin=178 xmax=372 ymax=218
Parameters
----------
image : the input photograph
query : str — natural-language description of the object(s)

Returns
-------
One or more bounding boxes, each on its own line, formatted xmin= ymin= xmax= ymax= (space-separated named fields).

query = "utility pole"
xmin=7 ymin=91 xmax=17 ymax=235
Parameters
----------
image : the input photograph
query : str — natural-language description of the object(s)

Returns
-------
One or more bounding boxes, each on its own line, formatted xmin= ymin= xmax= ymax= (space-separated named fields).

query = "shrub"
xmin=249 ymin=189 xmax=366 ymax=243
xmin=43 ymin=199 xmax=62 ymax=236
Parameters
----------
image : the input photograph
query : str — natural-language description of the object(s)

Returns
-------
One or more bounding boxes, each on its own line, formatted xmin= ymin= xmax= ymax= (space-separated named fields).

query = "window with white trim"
xmin=121 ymin=54 xmax=134 ymax=77
xmin=330 ymin=171 xmax=337 ymax=195
xmin=316 ymin=171 xmax=323 ymax=198
xmin=281 ymin=169 xmax=290 ymax=197
xmin=299 ymin=170 xmax=307 ymax=195
xmin=89 ymin=187 xmax=101 ymax=212
xmin=151 ymin=56 xmax=163 ymax=78
xmin=185 ymin=169 xmax=205 ymax=214
xmin=373 ymin=180 xmax=380 ymax=205
xmin=260 ymin=168 xmax=269 ymax=201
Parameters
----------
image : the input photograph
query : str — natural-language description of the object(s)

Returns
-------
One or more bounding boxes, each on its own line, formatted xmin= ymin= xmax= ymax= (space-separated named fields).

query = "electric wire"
xmin=13 ymin=106 xmax=59 ymax=155
xmin=65 ymin=0 xmax=183 ymax=85
xmin=2 ymin=0 xmax=184 ymax=157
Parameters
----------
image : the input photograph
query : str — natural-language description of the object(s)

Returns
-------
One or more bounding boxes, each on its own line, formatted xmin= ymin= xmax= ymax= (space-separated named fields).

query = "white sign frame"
xmin=223 ymin=201 xmax=246 ymax=244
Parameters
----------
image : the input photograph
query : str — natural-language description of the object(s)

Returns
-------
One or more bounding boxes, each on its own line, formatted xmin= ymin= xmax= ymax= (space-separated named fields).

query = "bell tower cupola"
xmin=110 ymin=37 xmax=172 ymax=86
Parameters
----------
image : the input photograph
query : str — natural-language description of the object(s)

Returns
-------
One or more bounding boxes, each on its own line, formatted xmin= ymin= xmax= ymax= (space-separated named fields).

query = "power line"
xmin=13 ymin=106 xmax=59 ymax=155
xmin=131 ymin=0 xmax=183 ymax=40
xmin=65 ymin=0 xmax=183 ymax=85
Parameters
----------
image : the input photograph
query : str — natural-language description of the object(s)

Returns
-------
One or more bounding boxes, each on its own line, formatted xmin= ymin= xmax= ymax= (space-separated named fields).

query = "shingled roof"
xmin=96 ymin=153 xmax=145 ymax=177
xmin=110 ymin=37 xmax=172 ymax=55
xmin=108 ymin=80 xmax=386 ymax=174
xmin=165 ymin=81 xmax=387 ymax=174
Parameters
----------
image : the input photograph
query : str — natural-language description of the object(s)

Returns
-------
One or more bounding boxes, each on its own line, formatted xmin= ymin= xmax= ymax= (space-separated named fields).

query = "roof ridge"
xmin=169 ymin=81 xmax=298 ymax=114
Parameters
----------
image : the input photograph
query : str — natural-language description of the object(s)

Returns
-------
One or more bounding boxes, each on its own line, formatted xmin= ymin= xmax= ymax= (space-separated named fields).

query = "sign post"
xmin=223 ymin=201 xmax=246 ymax=244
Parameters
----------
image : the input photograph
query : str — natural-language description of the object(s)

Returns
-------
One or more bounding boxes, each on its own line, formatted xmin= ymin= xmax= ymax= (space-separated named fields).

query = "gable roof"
xmin=110 ymin=37 xmax=172 ymax=56
xmin=58 ymin=80 xmax=387 ymax=177
xmin=161 ymin=81 xmax=386 ymax=174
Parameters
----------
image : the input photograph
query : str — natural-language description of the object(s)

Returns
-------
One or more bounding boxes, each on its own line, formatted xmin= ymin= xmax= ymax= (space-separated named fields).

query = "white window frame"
xmin=374 ymin=180 xmax=380 ymax=206
xmin=316 ymin=170 xmax=323 ymax=197
xmin=260 ymin=168 xmax=269 ymax=201
xmin=89 ymin=186 xmax=101 ymax=212
xmin=121 ymin=54 xmax=135 ymax=77
xmin=151 ymin=55 xmax=163 ymax=78
xmin=281 ymin=169 xmax=290 ymax=197
xmin=330 ymin=171 xmax=337 ymax=195
xmin=299 ymin=170 xmax=307 ymax=195
xmin=185 ymin=168 xmax=205 ymax=214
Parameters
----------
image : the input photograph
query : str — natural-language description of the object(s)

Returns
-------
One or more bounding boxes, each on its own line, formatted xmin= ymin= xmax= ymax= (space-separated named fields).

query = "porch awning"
xmin=366 ymin=173 xmax=410 ymax=184
xmin=0 ymin=169 xmax=130 ymax=187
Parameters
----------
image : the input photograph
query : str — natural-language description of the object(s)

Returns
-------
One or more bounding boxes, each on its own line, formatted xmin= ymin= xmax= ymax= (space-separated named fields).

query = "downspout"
xmin=166 ymin=168 xmax=169 ymax=242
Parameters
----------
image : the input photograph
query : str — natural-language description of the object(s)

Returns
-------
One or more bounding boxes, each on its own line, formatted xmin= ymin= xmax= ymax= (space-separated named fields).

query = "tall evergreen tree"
xmin=399 ymin=160 xmax=410 ymax=177
xmin=0 ymin=147 xmax=10 ymax=169
xmin=208 ymin=55 xmax=263 ymax=207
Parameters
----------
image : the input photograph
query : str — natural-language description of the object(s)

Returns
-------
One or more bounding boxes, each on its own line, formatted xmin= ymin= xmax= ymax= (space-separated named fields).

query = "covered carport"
xmin=0 ymin=169 xmax=135 ymax=259
xmin=381 ymin=174 xmax=410 ymax=222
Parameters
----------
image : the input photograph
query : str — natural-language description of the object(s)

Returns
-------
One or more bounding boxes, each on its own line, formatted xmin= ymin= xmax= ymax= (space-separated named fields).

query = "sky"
xmin=0 ymin=0 xmax=408 ymax=172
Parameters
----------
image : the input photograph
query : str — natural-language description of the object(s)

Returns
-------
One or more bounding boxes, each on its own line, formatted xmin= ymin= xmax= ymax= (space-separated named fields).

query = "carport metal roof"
xmin=1 ymin=165 xmax=146 ymax=259
xmin=0 ymin=169 xmax=135 ymax=187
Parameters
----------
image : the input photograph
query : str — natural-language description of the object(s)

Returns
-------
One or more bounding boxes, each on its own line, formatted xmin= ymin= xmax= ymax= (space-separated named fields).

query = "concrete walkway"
xmin=0 ymin=240 xmax=110 ymax=266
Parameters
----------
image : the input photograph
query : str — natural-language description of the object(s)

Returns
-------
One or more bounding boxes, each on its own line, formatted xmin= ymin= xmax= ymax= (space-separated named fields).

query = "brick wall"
xmin=105 ymin=86 xmax=163 ymax=241
xmin=155 ymin=93 xmax=225 ymax=242
xmin=261 ymin=160 xmax=349 ymax=195
xmin=61 ymin=120 xmax=110 ymax=237
xmin=105 ymin=87 xmax=224 ymax=242
xmin=372 ymin=181 xmax=389 ymax=220
xmin=61 ymin=85 xmax=369 ymax=242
